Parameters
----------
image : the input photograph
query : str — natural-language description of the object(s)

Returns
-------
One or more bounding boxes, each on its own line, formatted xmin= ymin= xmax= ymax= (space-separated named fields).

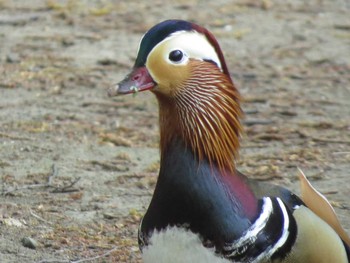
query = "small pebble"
xmin=6 ymin=53 xmax=20 ymax=63
xmin=21 ymin=237 xmax=38 ymax=249
xmin=103 ymin=212 xmax=118 ymax=219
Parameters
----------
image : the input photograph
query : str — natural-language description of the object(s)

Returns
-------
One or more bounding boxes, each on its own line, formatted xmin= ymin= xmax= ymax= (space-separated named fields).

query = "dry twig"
xmin=29 ymin=209 xmax=53 ymax=225
xmin=37 ymin=259 xmax=69 ymax=263
xmin=0 ymin=132 xmax=32 ymax=141
xmin=71 ymin=246 xmax=119 ymax=263
xmin=2 ymin=164 xmax=80 ymax=195
xmin=2 ymin=164 xmax=57 ymax=196
xmin=36 ymin=246 xmax=119 ymax=263
xmin=51 ymin=177 xmax=81 ymax=193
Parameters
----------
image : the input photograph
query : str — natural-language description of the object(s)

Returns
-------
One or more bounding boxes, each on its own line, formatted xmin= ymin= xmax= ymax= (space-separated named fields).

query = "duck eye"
xmin=169 ymin=50 xmax=184 ymax=62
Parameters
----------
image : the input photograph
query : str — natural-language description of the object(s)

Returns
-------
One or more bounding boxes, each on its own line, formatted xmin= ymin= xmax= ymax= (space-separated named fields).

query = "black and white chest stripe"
xmin=221 ymin=197 xmax=297 ymax=262
xmin=138 ymin=197 xmax=297 ymax=262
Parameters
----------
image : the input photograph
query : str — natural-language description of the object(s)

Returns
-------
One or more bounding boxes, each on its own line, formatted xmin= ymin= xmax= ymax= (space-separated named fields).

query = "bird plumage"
xmin=156 ymin=60 xmax=242 ymax=173
xmin=108 ymin=19 xmax=350 ymax=263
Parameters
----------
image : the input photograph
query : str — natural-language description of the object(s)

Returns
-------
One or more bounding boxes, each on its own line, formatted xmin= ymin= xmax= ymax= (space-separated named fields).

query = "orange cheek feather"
xmin=147 ymin=52 xmax=190 ymax=96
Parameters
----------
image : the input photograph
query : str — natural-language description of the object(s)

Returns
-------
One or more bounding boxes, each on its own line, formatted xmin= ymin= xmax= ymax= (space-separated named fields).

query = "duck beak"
xmin=108 ymin=67 xmax=156 ymax=97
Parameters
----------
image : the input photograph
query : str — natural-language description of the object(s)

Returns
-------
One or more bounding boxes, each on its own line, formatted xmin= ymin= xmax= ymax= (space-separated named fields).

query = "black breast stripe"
xmin=221 ymin=197 xmax=297 ymax=262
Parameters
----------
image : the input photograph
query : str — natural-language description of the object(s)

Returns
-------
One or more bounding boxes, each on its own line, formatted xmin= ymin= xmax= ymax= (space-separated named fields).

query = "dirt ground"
xmin=0 ymin=0 xmax=349 ymax=262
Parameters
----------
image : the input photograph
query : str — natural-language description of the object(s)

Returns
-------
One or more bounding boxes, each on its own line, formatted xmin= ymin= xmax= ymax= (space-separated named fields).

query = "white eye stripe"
xmin=160 ymin=31 xmax=222 ymax=69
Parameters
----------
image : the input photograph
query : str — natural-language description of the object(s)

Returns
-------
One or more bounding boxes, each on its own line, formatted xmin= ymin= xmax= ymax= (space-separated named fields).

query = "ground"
xmin=0 ymin=0 xmax=349 ymax=262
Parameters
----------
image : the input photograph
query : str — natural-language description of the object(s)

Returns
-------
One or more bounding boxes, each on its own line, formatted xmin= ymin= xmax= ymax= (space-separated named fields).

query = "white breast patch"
xmin=142 ymin=226 xmax=231 ymax=263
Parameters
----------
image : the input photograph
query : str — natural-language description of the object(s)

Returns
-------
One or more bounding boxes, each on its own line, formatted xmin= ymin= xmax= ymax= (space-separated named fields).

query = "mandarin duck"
xmin=108 ymin=20 xmax=350 ymax=263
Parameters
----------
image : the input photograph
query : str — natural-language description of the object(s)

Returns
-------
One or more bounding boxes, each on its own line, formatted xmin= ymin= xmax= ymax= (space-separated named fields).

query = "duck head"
xmin=109 ymin=19 xmax=243 ymax=174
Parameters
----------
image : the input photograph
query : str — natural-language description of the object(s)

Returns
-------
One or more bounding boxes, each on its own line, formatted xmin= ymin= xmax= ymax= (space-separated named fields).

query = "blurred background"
xmin=0 ymin=0 xmax=349 ymax=262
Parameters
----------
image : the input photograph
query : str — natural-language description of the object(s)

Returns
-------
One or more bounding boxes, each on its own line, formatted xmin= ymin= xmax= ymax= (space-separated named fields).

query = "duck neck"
xmin=155 ymin=63 xmax=243 ymax=174
xmin=159 ymin=136 xmax=259 ymax=220
xmin=139 ymin=135 xmax=259 ymax=246
xmin=154 ymin=92 xmax=259 ymax=217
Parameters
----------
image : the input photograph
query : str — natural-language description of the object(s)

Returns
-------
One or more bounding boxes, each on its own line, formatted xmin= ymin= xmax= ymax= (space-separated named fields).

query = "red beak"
xmin=108 ymin=67 xmax=156 ymax=96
